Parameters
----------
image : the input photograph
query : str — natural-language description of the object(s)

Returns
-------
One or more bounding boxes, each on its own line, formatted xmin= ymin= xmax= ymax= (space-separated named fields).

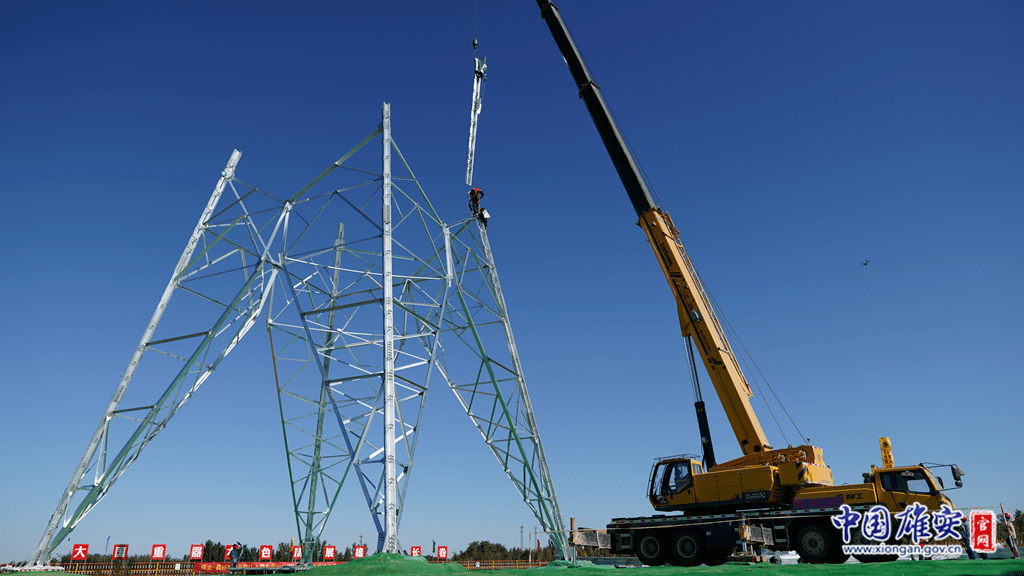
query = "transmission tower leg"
xmin=441 ymin=214 xmax=571 ymax=561
xmin=474 ymin=219 xmax=571 ymax=561
xmin=291 ymin=223 xmax=347 ymax=566
xmin=26 ymin=151 xmax=268 ymax=563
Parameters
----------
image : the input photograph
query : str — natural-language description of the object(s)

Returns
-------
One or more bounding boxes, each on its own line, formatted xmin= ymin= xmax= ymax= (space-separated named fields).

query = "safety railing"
xmin=58 ymin=563 xmax=194 ymax=576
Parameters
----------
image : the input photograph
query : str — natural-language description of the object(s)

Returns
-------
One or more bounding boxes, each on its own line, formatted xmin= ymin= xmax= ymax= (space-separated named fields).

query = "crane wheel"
xmin=670 ymin=528 xmax=705 ymax=567
xmin=848 ymin=527 xmax=898 ymax=562
xmin=634 ymin=531 xmax=667 ymax=566
xmin=794 ymin=523 xmax=836 ymax=564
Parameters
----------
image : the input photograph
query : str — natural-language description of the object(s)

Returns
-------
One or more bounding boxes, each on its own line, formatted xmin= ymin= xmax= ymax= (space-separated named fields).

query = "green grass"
xmin=305 ymin=555 xmax=1024 ymax=576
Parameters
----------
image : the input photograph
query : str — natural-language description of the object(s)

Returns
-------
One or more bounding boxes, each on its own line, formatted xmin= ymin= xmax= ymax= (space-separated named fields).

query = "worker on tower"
xmin=468 ymin=187 xmax=489 ymax=227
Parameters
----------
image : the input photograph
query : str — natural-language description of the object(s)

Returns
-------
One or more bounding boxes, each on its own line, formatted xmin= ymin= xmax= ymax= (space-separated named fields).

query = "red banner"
xmin=71 ymin=545 xmax=89 ymax=561
xmin=189 ymin=545 xmax=205 ymax=560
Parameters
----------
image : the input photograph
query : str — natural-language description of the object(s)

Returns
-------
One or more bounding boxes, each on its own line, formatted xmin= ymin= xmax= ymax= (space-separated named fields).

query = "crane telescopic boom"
xmin=534 ymin=0 xmax=772 ymax=458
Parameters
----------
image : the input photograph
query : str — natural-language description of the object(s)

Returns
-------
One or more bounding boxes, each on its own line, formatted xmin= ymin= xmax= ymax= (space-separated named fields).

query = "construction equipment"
xmin=534 ymin=1 xmax=967 ymax=565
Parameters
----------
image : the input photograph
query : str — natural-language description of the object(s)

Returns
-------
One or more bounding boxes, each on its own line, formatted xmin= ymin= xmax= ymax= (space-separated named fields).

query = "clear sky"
xmin=2 ymin=0 xmax=1022 ymax=563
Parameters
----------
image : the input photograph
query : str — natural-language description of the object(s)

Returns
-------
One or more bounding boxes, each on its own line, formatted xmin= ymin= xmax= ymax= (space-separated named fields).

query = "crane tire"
xmin=634 ymin=530 xmax=667 ymax=566
xmin=794 ymin=523 xmax=836 ymax=564
xmin=670 ymin=528 xmax=704 ymax=567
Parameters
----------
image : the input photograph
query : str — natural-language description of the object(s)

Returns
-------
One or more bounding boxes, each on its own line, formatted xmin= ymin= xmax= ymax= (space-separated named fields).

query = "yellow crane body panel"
xmin=792 ymin=484 xmax=881 ymax=510
xmin=657 ymin=462 xmax=786 ymax=512
xmin=778 ymin=461 xmax=834 ymax=487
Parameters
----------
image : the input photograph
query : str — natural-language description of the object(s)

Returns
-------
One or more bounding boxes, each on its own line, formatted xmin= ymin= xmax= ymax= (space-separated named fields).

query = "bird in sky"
xmin=861 ymin=259 xmax=870 ymax=266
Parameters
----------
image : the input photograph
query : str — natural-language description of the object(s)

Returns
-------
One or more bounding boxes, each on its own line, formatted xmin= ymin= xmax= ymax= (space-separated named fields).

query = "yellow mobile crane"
xmin=535 ymin=1 xmax=967 ymax=566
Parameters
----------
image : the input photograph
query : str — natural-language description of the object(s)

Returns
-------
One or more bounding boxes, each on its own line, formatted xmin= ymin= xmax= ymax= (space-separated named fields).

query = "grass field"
xmin=307 ymin=554 xmax=1024 ymax=576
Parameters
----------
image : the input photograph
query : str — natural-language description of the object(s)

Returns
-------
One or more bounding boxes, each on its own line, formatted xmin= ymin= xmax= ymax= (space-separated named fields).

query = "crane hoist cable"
xmin=701 ymin=274 xmax=808 ymax=447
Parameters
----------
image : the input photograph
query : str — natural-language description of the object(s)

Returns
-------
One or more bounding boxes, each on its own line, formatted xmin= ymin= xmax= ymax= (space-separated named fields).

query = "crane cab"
xmin=866 ymin=464 xmax=961 ymax=513
xmin=648 ymin=456 xmax=703 ymax=509
xmin=649 ymin=455 xmax=790 ymax=513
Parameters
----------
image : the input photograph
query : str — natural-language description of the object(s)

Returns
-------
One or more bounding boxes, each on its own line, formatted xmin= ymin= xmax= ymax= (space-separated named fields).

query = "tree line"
xmin=450 ymin=541 xmax=561 ymax=562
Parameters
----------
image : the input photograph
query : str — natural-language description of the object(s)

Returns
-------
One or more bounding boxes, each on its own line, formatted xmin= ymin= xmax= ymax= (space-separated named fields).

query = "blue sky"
xmin=2 ymin=0 xmax=1022 ymax=563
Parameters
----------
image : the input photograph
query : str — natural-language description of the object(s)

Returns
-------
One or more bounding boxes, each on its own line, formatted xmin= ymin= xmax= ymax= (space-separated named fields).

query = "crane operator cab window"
xmin=650 ymin=460 xmax=693 ymax=504
xmin=881 ymin=469 xmax=935 ymax=495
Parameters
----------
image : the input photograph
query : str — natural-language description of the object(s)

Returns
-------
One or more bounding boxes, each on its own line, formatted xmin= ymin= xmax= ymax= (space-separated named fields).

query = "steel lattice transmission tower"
xmin=27 ymin=104 xmax=569 ymax=565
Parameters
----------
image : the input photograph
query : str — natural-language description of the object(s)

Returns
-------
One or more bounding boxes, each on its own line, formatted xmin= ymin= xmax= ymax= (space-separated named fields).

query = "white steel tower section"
xmin=465 ymin=57 xmax=487 ymax=186
xmin=381 ymin=103 xmax=399 ymax=553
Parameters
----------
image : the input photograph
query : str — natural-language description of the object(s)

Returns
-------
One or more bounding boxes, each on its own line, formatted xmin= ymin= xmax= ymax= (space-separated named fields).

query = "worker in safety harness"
xmin=468 ymin=187 xmax=488 ymax=227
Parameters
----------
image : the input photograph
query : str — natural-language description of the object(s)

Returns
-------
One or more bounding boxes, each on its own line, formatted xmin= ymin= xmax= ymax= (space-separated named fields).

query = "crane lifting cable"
xmin=465 ymin=47 xmax=487 ymax=186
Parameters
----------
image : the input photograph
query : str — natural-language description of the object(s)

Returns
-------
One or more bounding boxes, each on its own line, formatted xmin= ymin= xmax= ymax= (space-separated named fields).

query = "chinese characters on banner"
xmin=878 ymin=437 xmax=895 ymax=468
xmin=410 ymin=546 xmax=421 ymax=557
xmin=353 ymin=546 xmax=366 ymax=559
xmin=971 ymin=510 xmax=997 ymax=553
xmin=224 ymin=546 xmax=234 ymax=561
xmin=437 ymin=546 xmax=448 ymax=560
xmin=189 ymin=545 xmax=205 ymax=560
xmin=323 ymin=546 xmax=336 ymax=561
xmin=71 ymin=545 xmax=89 ymax=561
xmin=151 ymin=545 xmax=167 ymax=560
xmin=292 ymin=546 xmax=302 ymax=560
xmin=832 ymin=504 xmax=977 ymax=547
xmin=259 ymin=545 xmax=273 ymax=561
xmin=113 ymin=545 xmax=129 ymax=560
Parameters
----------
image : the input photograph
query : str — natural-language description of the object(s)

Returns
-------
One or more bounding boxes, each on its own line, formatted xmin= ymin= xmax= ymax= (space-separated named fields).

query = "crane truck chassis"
xmin=604 ymin=459 xmax=966 ymax=566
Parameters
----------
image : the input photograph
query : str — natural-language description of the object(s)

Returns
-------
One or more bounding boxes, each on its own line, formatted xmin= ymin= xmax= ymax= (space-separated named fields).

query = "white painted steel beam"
xmin=465 ymin=57 xmax=487 ymax=186
xmin=381 ymin=102 xmax=400 ymax=554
